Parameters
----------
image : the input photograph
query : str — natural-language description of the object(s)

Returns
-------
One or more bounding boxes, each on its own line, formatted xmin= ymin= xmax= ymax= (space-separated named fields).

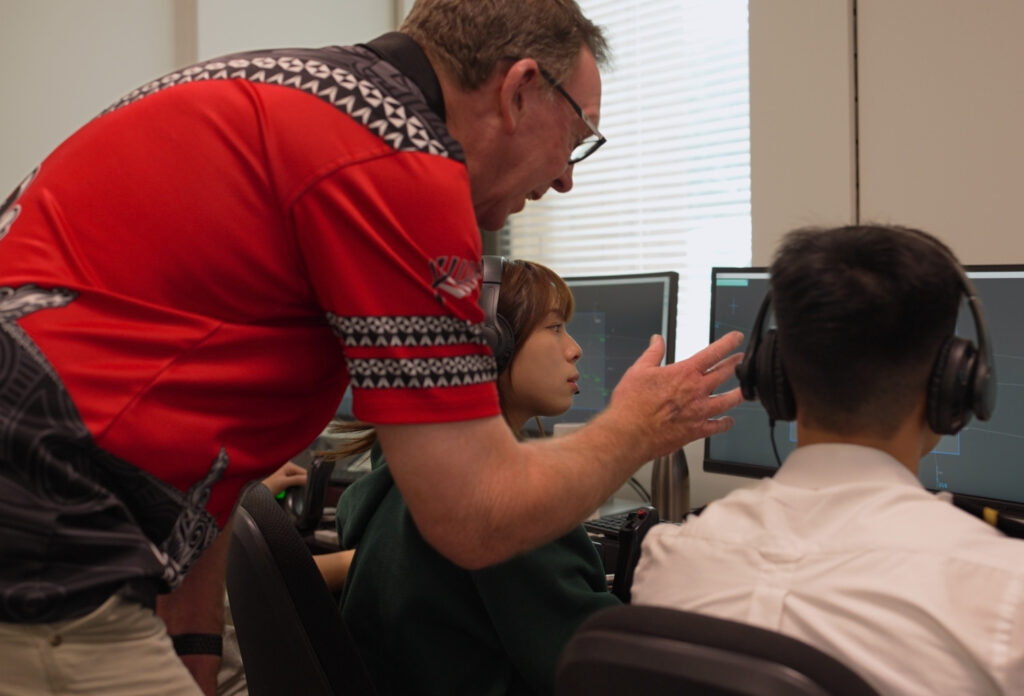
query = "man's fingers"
xmin=698 ymin=414 xmax=736 ymax=438
xmin=702 ymin=386 xmax=744 ymax=418
xmin=702 ymin=353 xmax=744 ymax=391
xmin=688 ymin=331 xmax=744 ymax=374
xmin=635 ymin=334 xmax=667 ymax=368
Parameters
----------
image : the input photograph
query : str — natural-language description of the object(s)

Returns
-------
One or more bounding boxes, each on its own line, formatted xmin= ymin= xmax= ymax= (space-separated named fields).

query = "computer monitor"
xmin=703 ymin=265 xmax=1024 ymax=515
xmin=532 ymin=271 xmax=679 ymax=434
xmin=703 ymin=268 xmax=779 ymax=477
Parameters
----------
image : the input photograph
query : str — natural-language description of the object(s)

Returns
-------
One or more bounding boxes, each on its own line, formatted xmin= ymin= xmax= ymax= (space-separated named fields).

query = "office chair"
xmin=556 ymin=605 xmax=879 ymax=696
xmin=226 ymin=481 xmax=375 ymax=696
xmin=282 ymin=455 xmax=337 ymax=536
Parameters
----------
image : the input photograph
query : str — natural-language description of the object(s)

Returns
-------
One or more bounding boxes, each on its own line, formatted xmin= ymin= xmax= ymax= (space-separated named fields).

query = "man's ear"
xmin=498 ymin=58 xmax=542 ymax=134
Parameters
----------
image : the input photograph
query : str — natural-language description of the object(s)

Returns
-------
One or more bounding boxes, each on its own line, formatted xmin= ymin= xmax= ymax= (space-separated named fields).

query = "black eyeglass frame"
xmin=538 ymin=66 xmax=606 ymax=165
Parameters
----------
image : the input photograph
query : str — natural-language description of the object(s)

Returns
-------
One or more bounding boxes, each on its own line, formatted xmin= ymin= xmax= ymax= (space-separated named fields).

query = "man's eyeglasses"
xmin=539 ymin=67 xmax=606 ymax=165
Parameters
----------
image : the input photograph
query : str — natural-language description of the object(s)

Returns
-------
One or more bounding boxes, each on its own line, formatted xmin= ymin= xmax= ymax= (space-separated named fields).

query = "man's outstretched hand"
xmin=602 ymin=331 xmax=745 ymax=461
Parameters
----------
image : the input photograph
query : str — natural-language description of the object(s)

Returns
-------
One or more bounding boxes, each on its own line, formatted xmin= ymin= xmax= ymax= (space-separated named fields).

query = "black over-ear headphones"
xmin=479 ymin=255 xmax=515 ymax=373
xmin=735 ymin=245 xmax=996 ymax=435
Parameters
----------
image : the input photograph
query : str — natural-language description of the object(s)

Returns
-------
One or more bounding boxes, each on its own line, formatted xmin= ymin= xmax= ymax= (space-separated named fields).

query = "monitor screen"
xmin=533 ymin=271 xmax=679 ymax=434
xmin=703 ymin=265 xmax=1024 ymax=514
xmin=703 ymin=268 xmax=781 ymax=477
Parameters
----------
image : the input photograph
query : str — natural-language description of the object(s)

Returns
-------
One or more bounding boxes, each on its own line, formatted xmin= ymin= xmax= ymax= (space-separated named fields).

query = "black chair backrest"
xmin=282 ymin=455 xmax=336 ymax=536
xmin=226 ymin=482 xmax=375 ymax=696
xmin=556 ymin=605 xmax=879 ymax=696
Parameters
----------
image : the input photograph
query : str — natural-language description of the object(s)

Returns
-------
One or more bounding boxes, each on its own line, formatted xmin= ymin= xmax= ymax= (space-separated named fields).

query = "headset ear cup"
xmin=736 ymin=352 xmax=758 ymax=402
xmin=737 ymin=290 xmax=773 ymax=403
xmin=973 ymin=359 xmax=995 ymax=422
xmin=756 ymin=329 xmax=796 ymax=422
xmin=491 ymin=313 xmax=515 ymax=373
xmin=928 ymin=337 xmax=976 ymax=435
xmin=754 ymin=329 xmax=775 ymax=414
xmin=480 ymin=313 xmax=515 ymax=374
xmin=479 ymin=255 xmax=515 ymax=374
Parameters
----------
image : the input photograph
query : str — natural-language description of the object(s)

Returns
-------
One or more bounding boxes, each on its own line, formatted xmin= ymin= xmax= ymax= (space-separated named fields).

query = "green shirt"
xmin=336 ymin=443 xmax=620 ymax=695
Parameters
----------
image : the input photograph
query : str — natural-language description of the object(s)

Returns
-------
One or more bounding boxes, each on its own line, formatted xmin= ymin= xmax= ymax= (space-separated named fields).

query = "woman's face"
xmin=499 ymin=309 xmax=582 ymax=429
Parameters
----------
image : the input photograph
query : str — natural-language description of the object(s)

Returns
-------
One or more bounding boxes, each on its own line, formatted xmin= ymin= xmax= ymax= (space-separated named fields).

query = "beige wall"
xmin=856 ymin=0 xmax=1024 ymax=264
xmin=0 ymin=0 xmax=181 ymax=191
xmin=748 ymin=0 xmax=1024 ymax=266
xmin=0 ymin=0 xmax=394 ymax=194
xmin=196 ymin=0 xmax=396 ymax=60
xmin=749 ymin=0 xmax=858 ymax=266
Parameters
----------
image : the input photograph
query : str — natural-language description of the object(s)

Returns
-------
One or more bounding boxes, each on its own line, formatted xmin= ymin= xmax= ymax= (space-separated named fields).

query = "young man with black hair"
xmin=632 ymin=225 xmax=1024 ymax=694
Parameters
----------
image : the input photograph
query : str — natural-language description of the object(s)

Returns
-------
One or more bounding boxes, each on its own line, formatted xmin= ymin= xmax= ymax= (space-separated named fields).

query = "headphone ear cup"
xmin=479 ymin=255 xmax=515 ymax=374
xmin=735 ymin=350 xmax=758 ymax=402
xmin=972 ymin=356 xmax=995 ymax=422
xmin=755 ymin=329 xmax=796 ymax=422
xmin=737 ymin=291 xmax=772 ymax=403
xmin=486 ymin=313 xmax=515 ymax=373
xmin=928 ymin=336 xmax=977 ymax=435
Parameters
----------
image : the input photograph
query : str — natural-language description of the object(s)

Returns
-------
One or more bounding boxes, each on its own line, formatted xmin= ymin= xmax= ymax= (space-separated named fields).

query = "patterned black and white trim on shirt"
xmin=327 ymin=313 xmax=487 ymax=348
xmin=327 ymin=313 xmax=496 ymax=388
xmin=101 ymin=46 xmax=461 ymax=160
xmin=347 ymin=355 xmax=497 ymax=389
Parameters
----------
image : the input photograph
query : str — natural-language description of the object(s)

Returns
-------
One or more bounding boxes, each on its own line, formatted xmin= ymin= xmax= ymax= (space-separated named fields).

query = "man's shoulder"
xmin=105 ymin=45 xmax=462 ymax=163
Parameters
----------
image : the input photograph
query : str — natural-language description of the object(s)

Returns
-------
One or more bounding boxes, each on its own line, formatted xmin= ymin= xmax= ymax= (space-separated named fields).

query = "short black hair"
xmin=770 ymin=224 xmax=962 ymax=437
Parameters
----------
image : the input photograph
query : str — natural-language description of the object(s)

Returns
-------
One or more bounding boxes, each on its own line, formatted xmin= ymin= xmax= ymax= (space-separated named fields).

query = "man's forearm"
xmin=155 ymin=520 xmax=233 ymax=696
xmin=384 ymin=414 xmax=649 ymax=569
xmin=381 ymin=332 xmax=745 ymax=570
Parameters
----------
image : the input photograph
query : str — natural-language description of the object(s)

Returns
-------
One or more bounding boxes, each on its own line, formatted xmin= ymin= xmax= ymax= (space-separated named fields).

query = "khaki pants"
xmin=0 ymin=595 xmax=203 ymax=696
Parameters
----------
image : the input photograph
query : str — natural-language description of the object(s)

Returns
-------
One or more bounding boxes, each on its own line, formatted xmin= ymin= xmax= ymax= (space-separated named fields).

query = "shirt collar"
xmin=773 ymin=443 xmax=925 ymax=491
xmin=360 ymin=32 xmax=447 ymax=121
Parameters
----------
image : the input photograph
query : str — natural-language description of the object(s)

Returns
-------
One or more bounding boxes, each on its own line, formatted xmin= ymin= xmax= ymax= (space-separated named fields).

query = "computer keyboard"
xmin=584 ymin=510 xmax=637 ymax=539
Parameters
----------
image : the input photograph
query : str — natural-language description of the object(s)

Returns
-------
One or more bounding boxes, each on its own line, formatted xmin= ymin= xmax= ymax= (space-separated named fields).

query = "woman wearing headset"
xmin=323 ymin=257 xmax=620 ymax=696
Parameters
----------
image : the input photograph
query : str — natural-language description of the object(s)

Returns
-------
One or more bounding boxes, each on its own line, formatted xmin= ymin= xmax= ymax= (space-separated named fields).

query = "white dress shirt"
xmin=631 ymin=443 xmax=1024 ymax=695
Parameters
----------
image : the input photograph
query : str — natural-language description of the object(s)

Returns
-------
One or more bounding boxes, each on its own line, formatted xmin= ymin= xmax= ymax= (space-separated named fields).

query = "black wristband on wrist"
xmin=171 ymin=633 xmax=223 ymax=656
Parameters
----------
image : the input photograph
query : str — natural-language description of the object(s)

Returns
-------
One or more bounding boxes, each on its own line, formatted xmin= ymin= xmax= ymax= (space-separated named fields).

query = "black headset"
xmin=735 ymin=246 xmax=996 ymax=436
xmin=479 ymin=255 xmax=515 ymax=373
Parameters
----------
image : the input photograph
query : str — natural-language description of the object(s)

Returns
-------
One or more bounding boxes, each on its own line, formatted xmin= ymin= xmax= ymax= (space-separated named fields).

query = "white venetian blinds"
xmin=500 ymin=0 xmax=752 ymax=359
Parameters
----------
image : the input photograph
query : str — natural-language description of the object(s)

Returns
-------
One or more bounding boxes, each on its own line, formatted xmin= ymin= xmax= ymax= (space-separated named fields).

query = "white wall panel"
xmin=0 ymin=0 xmax=179 ymax=191
xmin=749 ymin=0 xmax=857 ymax=266
xmin=196 ymin=0 xmax=393 ymax=59
xmin=857 ymin=0 xmax=1024 ymax=263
